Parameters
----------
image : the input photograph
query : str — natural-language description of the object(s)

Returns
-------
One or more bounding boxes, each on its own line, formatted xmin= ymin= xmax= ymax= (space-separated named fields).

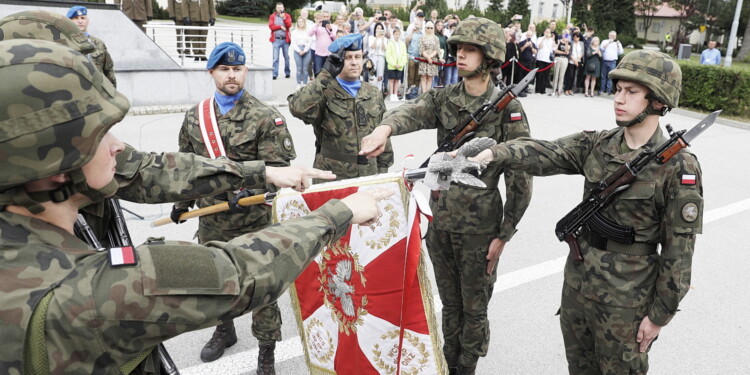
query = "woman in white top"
xmin=291 ymin=17 xmax=314 ymax=88
xmin=368 ymin=22 xmax=388 ymax=91
xmin=534 ymin=28 xmax=556 ymax=94
xmin=563 ymin=32 xmax=584 ymax=95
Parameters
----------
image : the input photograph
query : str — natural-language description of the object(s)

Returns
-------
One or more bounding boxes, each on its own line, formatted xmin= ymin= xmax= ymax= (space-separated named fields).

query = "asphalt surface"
xmin=109 ymin=19 xmax=750 ymax=375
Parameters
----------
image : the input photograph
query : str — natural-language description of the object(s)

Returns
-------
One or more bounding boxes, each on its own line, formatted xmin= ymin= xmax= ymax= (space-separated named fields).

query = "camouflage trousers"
xmin=425 ymin=227 xmax=497 ymax=368
xmin=199 ymin=225 xmax=282 ymax=344
xmin=560 ymin=283 xmax=651 ymax=375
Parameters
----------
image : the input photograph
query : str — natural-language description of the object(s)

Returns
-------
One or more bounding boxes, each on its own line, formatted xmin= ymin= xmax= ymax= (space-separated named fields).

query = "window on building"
xmin=638 ymin=22 xmax=644 ymax=32
xmin=539 ymin=2 xmax=544 ymax=17
xmin=653 ymin=21 xmax=662 ymax=33
xmin=552 ymin=4 xmax=558 ymax=19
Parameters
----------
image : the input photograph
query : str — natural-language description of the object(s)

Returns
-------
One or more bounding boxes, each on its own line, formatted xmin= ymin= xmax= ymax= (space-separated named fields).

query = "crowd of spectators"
xmin=283 ymin=2 xmax=634 ymax=99
xmin=285 ymin=2 xmax=463 ymax=100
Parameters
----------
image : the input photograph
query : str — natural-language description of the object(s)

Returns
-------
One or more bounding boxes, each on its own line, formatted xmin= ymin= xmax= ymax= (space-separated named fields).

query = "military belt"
xmin=586 ymin=231 xmax=658 ymax=256
xmin=319 ymin=145 xmax=370 ymax=165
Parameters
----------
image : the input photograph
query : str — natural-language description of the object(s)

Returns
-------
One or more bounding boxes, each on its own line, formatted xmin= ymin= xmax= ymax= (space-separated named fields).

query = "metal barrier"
xmin=144 ymin=24 xmax=262 ymax=67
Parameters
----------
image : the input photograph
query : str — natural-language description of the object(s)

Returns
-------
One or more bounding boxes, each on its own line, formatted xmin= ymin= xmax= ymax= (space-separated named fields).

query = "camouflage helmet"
xmin=0 ymin=39 xmax=130 ymax=192
xmin=447 ymin=17 xmax=506 ymax=63
xmin=609 ymin=49 xmax=682 ymax=108
xmin=0 ymin=10 xmax=96 ymax=54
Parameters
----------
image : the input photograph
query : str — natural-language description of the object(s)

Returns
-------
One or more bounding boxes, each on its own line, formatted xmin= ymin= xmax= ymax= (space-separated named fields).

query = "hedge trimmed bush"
xmin=677 ymin=60 xmax=750 ymax=117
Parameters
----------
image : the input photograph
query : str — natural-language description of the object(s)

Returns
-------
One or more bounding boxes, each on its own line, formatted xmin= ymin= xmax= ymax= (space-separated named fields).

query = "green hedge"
xmin=677 ymin=60 xmax=750 ymax=117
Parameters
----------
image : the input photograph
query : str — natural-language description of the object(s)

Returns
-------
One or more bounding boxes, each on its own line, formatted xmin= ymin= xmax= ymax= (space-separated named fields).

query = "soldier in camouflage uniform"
xmin=0 ymin=39 xmax=388 ymax=375
xmin=171 ymin=42 xmax=296 ymax=371
xmin=0 ymin=9 xmax=335 ymax=247
xmin=471 ymin=50 xmax=702 ymax=374
xmin=288 ymin=33 xmax=394 ymax=183
xmin=66 ymin=6 xmax=117 ymax=86
xmin=360 ymin=18 xmax=533 ymax=375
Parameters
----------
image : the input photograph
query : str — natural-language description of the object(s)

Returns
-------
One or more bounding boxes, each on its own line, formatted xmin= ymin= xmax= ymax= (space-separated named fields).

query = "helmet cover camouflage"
xmin=447 ymin=17 xmax=506 ymax=62
xmin=609 ymin=49 xmax=682 ymax=108
xmin=0 ymin=10 xmax=96 ymax=54
xmin=0 ymin=39 xmax=130 ymax=190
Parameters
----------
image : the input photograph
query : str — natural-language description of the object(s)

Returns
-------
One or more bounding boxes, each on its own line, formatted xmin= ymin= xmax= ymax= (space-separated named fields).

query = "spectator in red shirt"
xmin=269 ymin=2 xmax=292 ymax=79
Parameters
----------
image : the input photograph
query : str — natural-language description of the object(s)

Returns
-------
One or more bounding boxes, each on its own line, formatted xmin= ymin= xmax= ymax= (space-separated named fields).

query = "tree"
xmin=506 ymin=0 xmax=531 ymax=24
xmin=635 ymin=0 xmax=662 ymax=43
xmin=588 ymin=0 xmax=636 ymax=38
xmin=667 ymin=0 xmax=700 ymax=50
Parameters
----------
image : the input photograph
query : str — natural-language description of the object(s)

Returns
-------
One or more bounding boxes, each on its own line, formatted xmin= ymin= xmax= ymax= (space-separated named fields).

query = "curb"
xmin=128 ymin=100 xmax=289 ymax=116
xmin=671 ymin=107 xmax=750 ymax=131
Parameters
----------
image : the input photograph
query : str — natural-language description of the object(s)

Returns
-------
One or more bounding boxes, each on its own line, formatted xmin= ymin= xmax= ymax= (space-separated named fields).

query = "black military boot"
xmin=256 ymin=342 xmax=276 ymax=375
xmin=200 ymin=321 xmax=238 ymax=362
xmin=457 ymin=363 xmax=477 ymax=375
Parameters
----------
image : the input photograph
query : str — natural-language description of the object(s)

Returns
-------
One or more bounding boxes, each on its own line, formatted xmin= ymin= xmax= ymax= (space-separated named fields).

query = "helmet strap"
xmin=458 ymin=59 xmax=490 ymax=79
xmin=0 ymin=170 xmax=118 ymax=214
xmin=615 ymin=100 xmax=663 ymax=128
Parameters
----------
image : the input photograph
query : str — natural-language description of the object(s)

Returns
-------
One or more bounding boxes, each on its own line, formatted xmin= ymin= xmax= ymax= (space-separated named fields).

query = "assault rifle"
xmin=555 ymin=110 xmax=720 ymax=262
xmin=74 ymin=200 xmax=181 ymax=374
xmin=419 ymin=68 xmax=538 ymax=168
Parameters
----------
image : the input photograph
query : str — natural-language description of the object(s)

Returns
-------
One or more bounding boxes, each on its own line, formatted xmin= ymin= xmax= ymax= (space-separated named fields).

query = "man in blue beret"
xmin=67 ymin=5 xmax=117 ymax=86
xmin=173 ymin=42 xmax=297 ymax=373
xmin=287 ymin=33 xmax=393 ymax=183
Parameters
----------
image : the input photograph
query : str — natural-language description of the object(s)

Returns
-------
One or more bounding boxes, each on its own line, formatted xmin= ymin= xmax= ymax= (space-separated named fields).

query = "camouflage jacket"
xmin=88 ymin=35 xmax=116 ymax=87
xmin=380 ymin=79 xmax=533 ymax=240
xmin=0 ymin=200 xmax=352 ymax=374
xmin=175 ymin=91 xmax=296 ymax=239
xmin=287 ymin=69 xmax=393 ymax=181
xmin=490 ymin=126 xmax=703 ymax=326
xmin=79 ymin=144 xmax=269 ymax=245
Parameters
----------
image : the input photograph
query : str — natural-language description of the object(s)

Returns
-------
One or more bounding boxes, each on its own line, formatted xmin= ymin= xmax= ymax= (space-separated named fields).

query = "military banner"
xmin=272 ymin=173 xmax=446 ymax=374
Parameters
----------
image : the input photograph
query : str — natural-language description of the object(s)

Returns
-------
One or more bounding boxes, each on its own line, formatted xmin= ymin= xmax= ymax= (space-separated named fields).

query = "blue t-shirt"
xmin=336 ymin=77 xmax=361 ymax=98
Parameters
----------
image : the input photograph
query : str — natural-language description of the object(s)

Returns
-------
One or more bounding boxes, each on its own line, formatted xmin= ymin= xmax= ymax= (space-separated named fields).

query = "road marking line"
xmin=180 ymin=199 xmax=748 ymax=374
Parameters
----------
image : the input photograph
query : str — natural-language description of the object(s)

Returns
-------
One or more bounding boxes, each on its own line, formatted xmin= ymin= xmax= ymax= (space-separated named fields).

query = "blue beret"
xmin=66 ymin=6 xmax=87 ymax=19
xmin=206 ymin=42 xmax=247 ymax=69
xmin=327 ymin=33 xmax=363 ymax=54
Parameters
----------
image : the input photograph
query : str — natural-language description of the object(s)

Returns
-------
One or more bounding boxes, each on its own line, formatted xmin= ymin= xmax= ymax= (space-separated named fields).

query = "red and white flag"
xmin=273 ymin=174 xmax=445 ymax=374
xmin=681 ymin=174 xmax=696 ymax=185
xmin=109 ymin=246 xmax=136 ymax=267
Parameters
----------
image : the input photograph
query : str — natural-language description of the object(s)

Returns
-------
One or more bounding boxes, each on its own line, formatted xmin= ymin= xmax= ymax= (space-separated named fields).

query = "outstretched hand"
xmin=340 ymin=188 xmax=394 ymax=225
xmin=266 ymin=166 xmax=336 ymax=192
xmin=359 ymin=125 xmax=392 ymax=159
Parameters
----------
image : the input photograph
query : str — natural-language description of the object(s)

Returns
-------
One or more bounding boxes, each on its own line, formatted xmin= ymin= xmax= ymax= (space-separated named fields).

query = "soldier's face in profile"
xmin=338 ymin=50 xmax=363 ymax=81
xmin=455 ymin=43 xmax=483 ymax=72
xmin=613 ymin=80 xmax=663 ymax=123
xmin=210 ymin=65 xmax=248 ymax=95
xmin=81 ymin=132 xmax=125 ymax=191
xmin=71 ymin=15 xmax=89 ymax=33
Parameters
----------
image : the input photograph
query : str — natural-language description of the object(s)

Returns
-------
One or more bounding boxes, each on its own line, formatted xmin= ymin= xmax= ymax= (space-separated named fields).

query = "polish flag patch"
xmin=109 ymin=246 xmax=137 ymax=267
xmin=681 ymin=174 xmax=696 ymax=185
xmin=274 ymin=117 xmax=284 ymax=126
xmin=510 ymin=112 xmax=522 ymax=121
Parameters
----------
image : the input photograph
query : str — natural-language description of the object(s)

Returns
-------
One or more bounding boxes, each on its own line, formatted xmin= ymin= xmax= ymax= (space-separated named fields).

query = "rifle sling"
xmin=585 ymin=231 xmax=657 ymax=256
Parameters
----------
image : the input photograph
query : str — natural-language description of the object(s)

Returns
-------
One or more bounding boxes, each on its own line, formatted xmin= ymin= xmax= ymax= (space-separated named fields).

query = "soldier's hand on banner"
xmin=228 ymin=190 xmax=253 ymax=213
xmin=170 ymin=205 xmax=189 ymax=224
xmin=341 ymin=188 xmax=394 ymax=225
xmin=465 ymin=148 xmax=495 ymax=163
xmin=266 ymin=166 xmax=336 ymax=191
xmin=359 ymin=125 xmax=392 ymax=158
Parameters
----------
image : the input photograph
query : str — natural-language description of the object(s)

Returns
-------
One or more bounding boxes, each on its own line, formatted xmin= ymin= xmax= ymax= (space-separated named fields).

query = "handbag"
xmin=586 ymin=59 xmax=596 ymax=73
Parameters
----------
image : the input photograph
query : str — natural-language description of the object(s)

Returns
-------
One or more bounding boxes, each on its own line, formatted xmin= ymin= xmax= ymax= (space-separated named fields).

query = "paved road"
xmin=110 ymin=19 xmax=750 ymax=375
